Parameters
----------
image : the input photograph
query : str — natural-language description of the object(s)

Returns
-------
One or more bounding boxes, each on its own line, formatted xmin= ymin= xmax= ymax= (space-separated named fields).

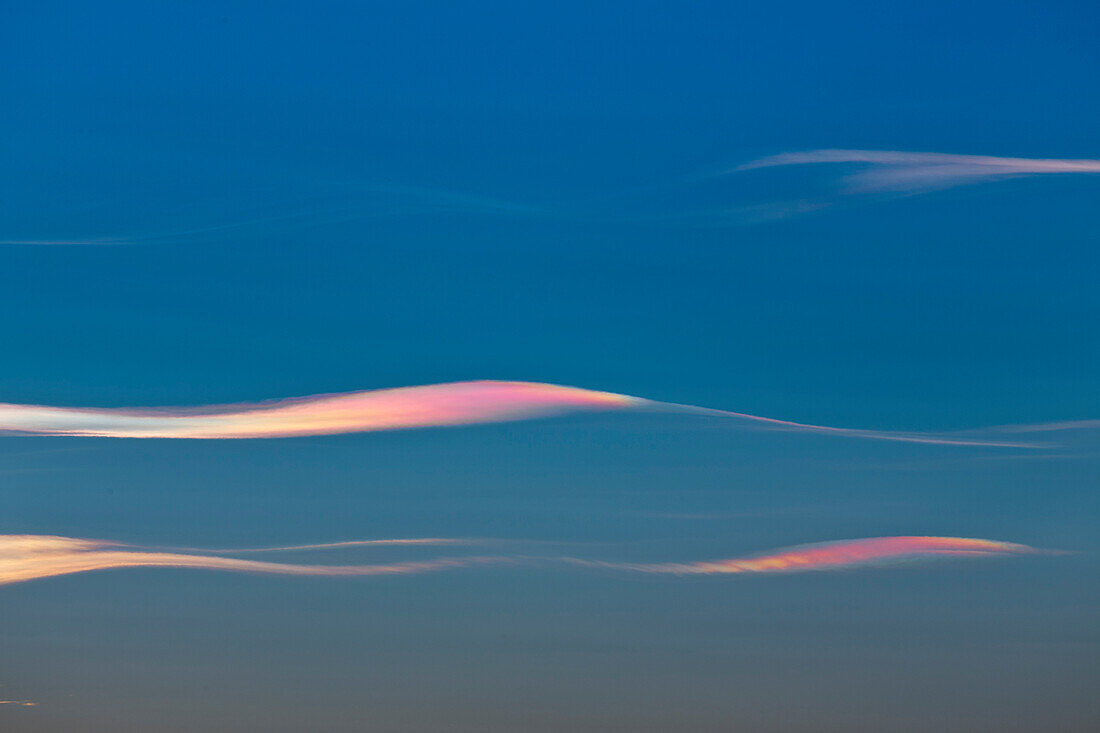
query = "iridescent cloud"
xmin=0 ymin=381 xmax=640 ymax=439
xmin=571 ymin=536 xmax=1045 ymax=575
xmin=735 ymin=149 xmax=1100 ymax=193
xmin=0 ymin=535 xmax=1049 ymax=587
xmin=0 ymin=380 xmax=1054 ymax=446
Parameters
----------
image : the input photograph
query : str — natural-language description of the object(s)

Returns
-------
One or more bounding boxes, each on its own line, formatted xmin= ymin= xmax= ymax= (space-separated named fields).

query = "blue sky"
xmin=2 ymin=2 xmax=1098 ymax=731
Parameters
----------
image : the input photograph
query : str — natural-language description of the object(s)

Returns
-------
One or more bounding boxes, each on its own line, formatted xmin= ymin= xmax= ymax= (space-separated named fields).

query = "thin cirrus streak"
xmin=981 ymin=419 xmax=1100 ymax=434
xmin=0 ymin=701 xmax=37 ymax=707
xmin=0 ymin=239 xmax=127 ymax=245
xmin=0 ymin=186 xmax=551 ymax=246
xmin=0 ymin=214 xmax=298 ymax=247
xmin=662 ymin=403 xmax=1042 ymax=447
xmin=730 ymin=147 xmax=1100 ymax=192
xmin=0 ymin=380 xmax=1065 ymax=447
xmin=0 ymin=535 xmax=1050 ymax=587
xmin=734 ymin=149 xmax=1100 ymax=193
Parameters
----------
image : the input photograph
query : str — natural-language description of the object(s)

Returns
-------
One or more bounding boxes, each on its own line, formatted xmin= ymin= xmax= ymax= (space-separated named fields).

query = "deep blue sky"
xmin=2 ymin=2 xmax=1098 ymax=731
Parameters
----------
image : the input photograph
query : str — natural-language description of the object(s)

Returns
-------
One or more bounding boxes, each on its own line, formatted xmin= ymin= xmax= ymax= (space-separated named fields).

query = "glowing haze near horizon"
xmin=2 ymin=1 xmax=1098 ymax=732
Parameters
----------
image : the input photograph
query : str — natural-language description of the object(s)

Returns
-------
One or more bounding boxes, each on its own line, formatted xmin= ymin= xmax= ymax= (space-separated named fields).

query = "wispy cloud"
xmin=735 ymin=149 xmax=1100 ymax=194
xmin=0 ymin=379 xmax=1082 ymax=447
xmin=158 ymin=538 xmax=478 ymax=554
xmin=0 ymin=700 xmax=37 ymax=707
xmin=0 ymin=213 xmax=304 ymax=246
xmin=660 ymin=401 xmax=1043 ymax=447
xmin=0 ymin=239 xmax=129 ymax=246
xmin=0 ymin=535 xmax=506 ymax=587
xmin=979 ymin=419 xmax=1100 ymax=434
xmin=0 ymin=185 xmax=551 ymax=246
xmin=0 ymin=534 xmax=1052 ymax=587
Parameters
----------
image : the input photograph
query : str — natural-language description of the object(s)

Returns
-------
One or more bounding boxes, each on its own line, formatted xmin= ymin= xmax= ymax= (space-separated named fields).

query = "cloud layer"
xmin=0 ymin=534 xmax=1048 ymax=587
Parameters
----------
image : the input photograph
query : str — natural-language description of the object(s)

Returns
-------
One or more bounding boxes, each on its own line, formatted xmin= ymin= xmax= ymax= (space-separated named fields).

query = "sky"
xmin=1 ymin=1 xmax=1098 ymax=731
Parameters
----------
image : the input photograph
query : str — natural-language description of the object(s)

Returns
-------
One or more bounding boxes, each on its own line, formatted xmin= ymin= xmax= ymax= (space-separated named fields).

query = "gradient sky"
xmin=2 ymin=2 xmax=1098 ymax=731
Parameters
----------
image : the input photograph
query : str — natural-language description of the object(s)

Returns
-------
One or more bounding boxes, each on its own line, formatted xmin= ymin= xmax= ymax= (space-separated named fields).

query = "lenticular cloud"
xmin=576 ymin=536 xmax=1044 ymax=575
xmin=0 ymin=381 xmax=641 ymax=439
xmin=0 ymin=379 xmax=1059 ymax=447
xmin=0 ymin=534 xmax=1050 ymax=588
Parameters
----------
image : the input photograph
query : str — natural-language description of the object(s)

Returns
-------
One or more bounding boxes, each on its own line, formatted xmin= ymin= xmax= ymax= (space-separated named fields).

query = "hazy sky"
xmin=2 ymin=2 xmax=1098 ymax=731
